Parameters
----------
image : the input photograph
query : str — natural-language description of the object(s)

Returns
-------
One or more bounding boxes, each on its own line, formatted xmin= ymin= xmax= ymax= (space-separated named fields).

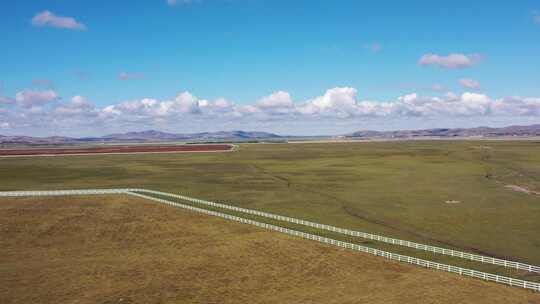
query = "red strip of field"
xmin=0 ymin=144 xmax=233 ymax=156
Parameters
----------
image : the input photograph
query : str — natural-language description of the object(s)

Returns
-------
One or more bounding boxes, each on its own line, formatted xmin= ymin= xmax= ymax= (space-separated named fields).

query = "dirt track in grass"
xmin=1 ymin=195 xmax=539 ymax=304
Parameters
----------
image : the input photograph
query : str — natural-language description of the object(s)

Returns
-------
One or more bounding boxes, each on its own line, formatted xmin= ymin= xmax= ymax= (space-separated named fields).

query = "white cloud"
xmin=213 ymin=97 xmax=233 ymax=108
xmin=1 ymin=87 xmax=540 ymax=136
xmin=385 ymin=92 xmax=492 ymax=117
xmin=105 ymin=91 xmax=202 ymax=118
xmin=199 ymin=97 xmax=234 ymax=112
xmin=55 ymin=96 xmax=95 ymax=115
xmin=492 ymin=97 xmax=540 ymax=116
xmin=174 ymin=91 xmax=201 ymax=114
xmin=257 ymin=91 xmax=293 ymax=109
xmin=15 ymin=89 xmax=59 ymax=108
xmin=31 ymin=11 xmax=86 ymax=30
xmin=110 ymin=98 xmax=160 ymax=116
xmin=101 ymin=105 xmax=121 ymax=116
xmin=297 ymin=87 xmax=358 ymax=117
xmin=459 ymin=78 xmax=481 ymax=89
xmin=118 ymin=72 xmax=144 ymax=80
xmin=312 ymin=87 xmax=357 ymax=109
xmin=455 ymin=92 xmax=491 ymax=115
xmin=236 ymin=104 xmax=261 ymax=115
xmin=419 ymin=53 xmax=482 ymax=69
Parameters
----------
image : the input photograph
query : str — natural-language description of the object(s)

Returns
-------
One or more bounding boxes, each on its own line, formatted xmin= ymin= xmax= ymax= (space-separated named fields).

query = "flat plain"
xmin=1 ymin=195 xmax=539 ymax=304
xmin=1 ymin=140 xmax=539 ymax=267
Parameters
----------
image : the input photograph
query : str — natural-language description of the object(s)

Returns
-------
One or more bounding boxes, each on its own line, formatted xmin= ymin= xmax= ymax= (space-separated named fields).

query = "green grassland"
xmin=1 ymin=140 xmax=539 ymax=267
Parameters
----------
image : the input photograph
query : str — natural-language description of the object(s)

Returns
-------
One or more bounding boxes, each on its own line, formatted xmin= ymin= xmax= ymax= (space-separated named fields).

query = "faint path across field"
xmin=250 ymin=164 xmax=517 ymax=261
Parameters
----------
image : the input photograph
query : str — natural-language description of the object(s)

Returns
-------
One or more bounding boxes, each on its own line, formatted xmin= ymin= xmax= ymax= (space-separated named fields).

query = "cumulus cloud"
xmin=173 ymin=91 xmax=201 ymax=114
xmin=55 ymin=96 xmax=95 ymax=115
xmin=297 ymin=87 xmax=359 ymax=117
xmin=58 ymin=89 xmax=540 ymax=119
xmin=492 ymin=97 xmax=540 ymax=116
xmin=199 ymin=97 xmax=234 ymax=113
xmin=213 ymin=97 xmax=233 ymax=108
xmin=118 ymin=72 xmax=144 ymax=80
xmin=385 ymin=92 xmax=492 ymax=117
xmin=31 ymin=11 xmax=86 ymax=30
xmin=1 ymin=87 xmax=540 ymax=136
xmin=459 ymin=78 xmax=481 ymax=89
xmin=257 ymin=91 xmax=293 ymax=108
xmin=419 ymin=53 xmax=482 ymax=69
xmin=105 ymin=91 xmax=202 ymax=119
xmin=15 ymin=89 xmax=59 ymax=108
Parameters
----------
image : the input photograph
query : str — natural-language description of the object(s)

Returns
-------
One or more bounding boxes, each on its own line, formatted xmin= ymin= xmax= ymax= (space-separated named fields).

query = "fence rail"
xmin=1 ymin=188 xmax=539 ymax=292
xmin=126 ymin=191 xmax=540 ymax=293
xmin=0 ymin=189 xmax=131 ymax=197
xmin=131 ymin=188 xmax=540 ymax=274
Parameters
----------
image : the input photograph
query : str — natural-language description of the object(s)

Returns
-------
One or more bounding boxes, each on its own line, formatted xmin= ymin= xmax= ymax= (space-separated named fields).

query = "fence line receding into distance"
xmin=126 ymin=191 xmax=540 ymax=293
xmin=0 ymin=188 xmax=539 ymax=293
xmin=130 ymin=188 xmax=540 ymax=274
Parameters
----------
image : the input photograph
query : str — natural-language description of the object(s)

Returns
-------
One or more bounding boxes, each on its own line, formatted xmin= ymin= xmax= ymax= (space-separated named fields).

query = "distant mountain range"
xmin=1 ymin=124 xmax=539 ymax=145
xmin=93 ymin=130 xmax=281 ymax=141
xmin=345 ymin=124 xmax=540 ymax=139
xmin=0 ymin=130 xmax=282 ymax=144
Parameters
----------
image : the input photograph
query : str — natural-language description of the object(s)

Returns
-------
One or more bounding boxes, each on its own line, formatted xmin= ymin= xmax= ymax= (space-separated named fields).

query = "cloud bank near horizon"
xmin=1 ymin=87 xmax=539 ymax=136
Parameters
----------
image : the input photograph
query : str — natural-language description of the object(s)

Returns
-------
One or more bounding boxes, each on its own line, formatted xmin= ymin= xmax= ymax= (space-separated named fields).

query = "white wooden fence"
xmin=126 ymin=191 xmax=540 ymax=293
xmin=1 ymin=188 xmax=539 ymax=293
xmin=0 ymin=189 xmax=129 ymax=197
xmin=130 ymin=188 xmax=540 ymax=274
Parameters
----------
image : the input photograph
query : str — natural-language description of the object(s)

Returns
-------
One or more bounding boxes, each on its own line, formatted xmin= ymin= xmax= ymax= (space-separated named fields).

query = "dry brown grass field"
xmin=1 ymin=195 xmax=539 ymax=304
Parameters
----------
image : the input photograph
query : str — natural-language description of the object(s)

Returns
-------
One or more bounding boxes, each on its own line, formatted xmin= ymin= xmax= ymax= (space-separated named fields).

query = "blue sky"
xmin=1 ymin=1 xmax=539 ymax=136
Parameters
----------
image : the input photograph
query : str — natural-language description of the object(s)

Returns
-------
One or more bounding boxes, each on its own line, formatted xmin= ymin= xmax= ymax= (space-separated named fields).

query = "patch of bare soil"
xmin=505 ymin=185 xmax=540 ymax=196
xmin=1 ymin=196 xmax=539 ymax=304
